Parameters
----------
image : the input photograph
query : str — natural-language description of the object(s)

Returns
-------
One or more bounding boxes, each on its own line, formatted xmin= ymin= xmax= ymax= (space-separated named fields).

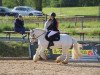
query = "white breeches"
xmin=48 ymin=31 xmax=58 ymax=37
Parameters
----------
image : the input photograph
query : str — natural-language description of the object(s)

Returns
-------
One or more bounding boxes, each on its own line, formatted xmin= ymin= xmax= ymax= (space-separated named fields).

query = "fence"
xmin=0 ymin=41 xmax=99 ymax=61
xmin=0 ymin=15 xmax=100 ymax=42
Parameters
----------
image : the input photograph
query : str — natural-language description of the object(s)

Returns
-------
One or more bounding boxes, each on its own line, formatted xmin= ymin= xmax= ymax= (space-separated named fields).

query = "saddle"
xmin=45 ymin=31 xmax=60 ymax=42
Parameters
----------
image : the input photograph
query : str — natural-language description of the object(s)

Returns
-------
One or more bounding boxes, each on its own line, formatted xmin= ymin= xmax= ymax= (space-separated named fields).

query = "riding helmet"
xmin=50 ymin=12 xmax=56 ymax=17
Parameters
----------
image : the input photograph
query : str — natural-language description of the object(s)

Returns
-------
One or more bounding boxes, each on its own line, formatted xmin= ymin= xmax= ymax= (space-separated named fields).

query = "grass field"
xmin=43 ymin=6 xmax=99 ymax=16
xmin=0 ymin=21 xmax=100 ymax=35
xmin=0 ymin=6 xmax=100 ymax=36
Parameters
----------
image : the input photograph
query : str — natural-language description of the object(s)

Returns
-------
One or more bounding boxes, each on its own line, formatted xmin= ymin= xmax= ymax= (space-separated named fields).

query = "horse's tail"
xmin=72 ymin=39 xmax=82 ymax=60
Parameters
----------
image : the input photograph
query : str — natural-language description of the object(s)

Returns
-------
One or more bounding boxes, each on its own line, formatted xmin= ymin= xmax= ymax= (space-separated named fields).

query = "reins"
xmin=30 ymin=31 xmax=46 ymax=40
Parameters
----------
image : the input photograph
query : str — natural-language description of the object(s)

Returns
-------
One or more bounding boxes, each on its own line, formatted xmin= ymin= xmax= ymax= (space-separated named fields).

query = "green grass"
xmin=43 ymin=6 xmax=99 ymax=17
xmin=0 ymin=6 xmax=100 ymax=36
xmin=0 ymin=20 xmax=100 ymax=35
xmin=83 ymin=21 xmax=100 ymax=28
xmin=59 ymin=20 xmax=100 ymax=28
xmin=25 ymin=23 xmax=44 ymax=30
xmin=0 ymin=22 xmax=44 ymax=32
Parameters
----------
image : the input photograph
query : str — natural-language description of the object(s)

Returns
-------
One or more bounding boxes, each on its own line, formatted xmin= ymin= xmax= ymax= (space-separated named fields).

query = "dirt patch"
xmin=0 ymin=60 xmax=100 ymax=75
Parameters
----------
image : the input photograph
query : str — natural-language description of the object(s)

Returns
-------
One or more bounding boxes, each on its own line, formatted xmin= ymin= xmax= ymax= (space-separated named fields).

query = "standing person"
xmin=44 ymin=12 xmax=60 ymax=48
xmin=14 ymin=14 xmax=27 ymax=39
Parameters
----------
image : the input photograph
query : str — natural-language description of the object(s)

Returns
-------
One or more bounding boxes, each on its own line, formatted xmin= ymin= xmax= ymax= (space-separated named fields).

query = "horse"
xmin=30 ymin=28 xmax=82 ymax=64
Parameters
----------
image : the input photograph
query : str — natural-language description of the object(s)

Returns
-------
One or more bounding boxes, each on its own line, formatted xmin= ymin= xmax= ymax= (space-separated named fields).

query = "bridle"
xmin=30 ymin=30 xmax=46 ymax=40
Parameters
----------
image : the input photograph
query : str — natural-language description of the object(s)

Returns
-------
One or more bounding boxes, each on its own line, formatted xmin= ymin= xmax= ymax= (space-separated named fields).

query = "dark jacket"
xmin=14 ymin=18 xmax=24 ymax=28
xmin=47 ymin=18 xmax=59 ymax=31
xmin=14 ymin=18 xmax=25 ymax=34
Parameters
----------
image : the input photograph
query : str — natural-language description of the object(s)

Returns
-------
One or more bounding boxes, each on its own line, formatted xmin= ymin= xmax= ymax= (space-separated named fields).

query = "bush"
xmin=0 ymin=28 xmax=3 ymax=33
xmin=0 ymin=41 xmax=29 ymax=57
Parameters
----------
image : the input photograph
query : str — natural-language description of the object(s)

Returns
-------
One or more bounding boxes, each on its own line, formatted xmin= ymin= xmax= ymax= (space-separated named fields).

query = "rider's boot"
xmin=47 ymin=41 xmax=54 ymax=49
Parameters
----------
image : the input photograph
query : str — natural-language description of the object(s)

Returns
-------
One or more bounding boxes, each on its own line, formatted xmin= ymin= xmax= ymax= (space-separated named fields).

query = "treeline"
xmin=49 ymin=0 xmax=100 ymax=7
xmin=0 ymin=0 xmax=100 ymax=11
xmin=0 ymin=0 xmax=42 ymax=11
xmin=2 ymin=0 xmax=35 ymax=8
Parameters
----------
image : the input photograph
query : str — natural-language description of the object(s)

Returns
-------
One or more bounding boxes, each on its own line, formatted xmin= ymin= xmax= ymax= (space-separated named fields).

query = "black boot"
xmin=49 ymin=41 xmax=54 ymax=46
xmin=47 ymin=41 xmax=54 ymax=49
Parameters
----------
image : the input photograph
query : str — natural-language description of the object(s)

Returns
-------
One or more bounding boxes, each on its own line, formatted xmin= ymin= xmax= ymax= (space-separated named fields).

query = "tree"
xmin=0 ymin=0 xmax=2 ymax=6
xmin=42 ymin=0 xmax=48 ymax=7
xmin=33 ymin=0 xmax=42 ymax=11
xmin=2 ymin=0 xmax=26 ymax=8
xmin=50 ymin=0 xmax=60 ymax=7
xmin=14 ymin=0 xmax=25 ymax=6
xmin=25 ymin=0 xmax=35 ymax=7
xmin=50 ymin=0 xmax=79 ymax=7
xmin=3 ymin=0 xmax=15 ymax=7
xmin=2 ymin=0 xmax=100 ymax=9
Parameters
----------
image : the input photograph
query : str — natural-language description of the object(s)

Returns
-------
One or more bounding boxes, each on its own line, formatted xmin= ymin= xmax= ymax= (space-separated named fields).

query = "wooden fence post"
xmin=81 ymin=16 xmax=84 ymax=30
xmin=75 ymin=16 xmax=77 ymax=26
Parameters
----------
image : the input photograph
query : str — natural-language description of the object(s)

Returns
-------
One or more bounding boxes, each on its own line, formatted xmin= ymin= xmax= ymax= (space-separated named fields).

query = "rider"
xmin=44 ymin=12 xmax=59 ymax=48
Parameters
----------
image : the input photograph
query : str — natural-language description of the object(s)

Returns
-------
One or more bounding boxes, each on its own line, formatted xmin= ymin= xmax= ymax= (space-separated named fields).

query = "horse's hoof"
xmin=62 ymin=61 xmax=68 ymax=64
xmin=43 ymin=56 xmax=48 ymax=60
xmin=34 ymin=60 xmax=37 ymax=62
xmin=55 ymin=60 xmax=61 ymax=63
xmin=33 ymin=58 xmax=38 ymax=62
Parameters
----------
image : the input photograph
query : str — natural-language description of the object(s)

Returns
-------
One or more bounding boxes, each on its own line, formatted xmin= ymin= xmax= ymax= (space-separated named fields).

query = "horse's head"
xmin=30 ymin=28 xmax=45 ymax=43
xmin=30 ymin=29 xmax=36 ymax=43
